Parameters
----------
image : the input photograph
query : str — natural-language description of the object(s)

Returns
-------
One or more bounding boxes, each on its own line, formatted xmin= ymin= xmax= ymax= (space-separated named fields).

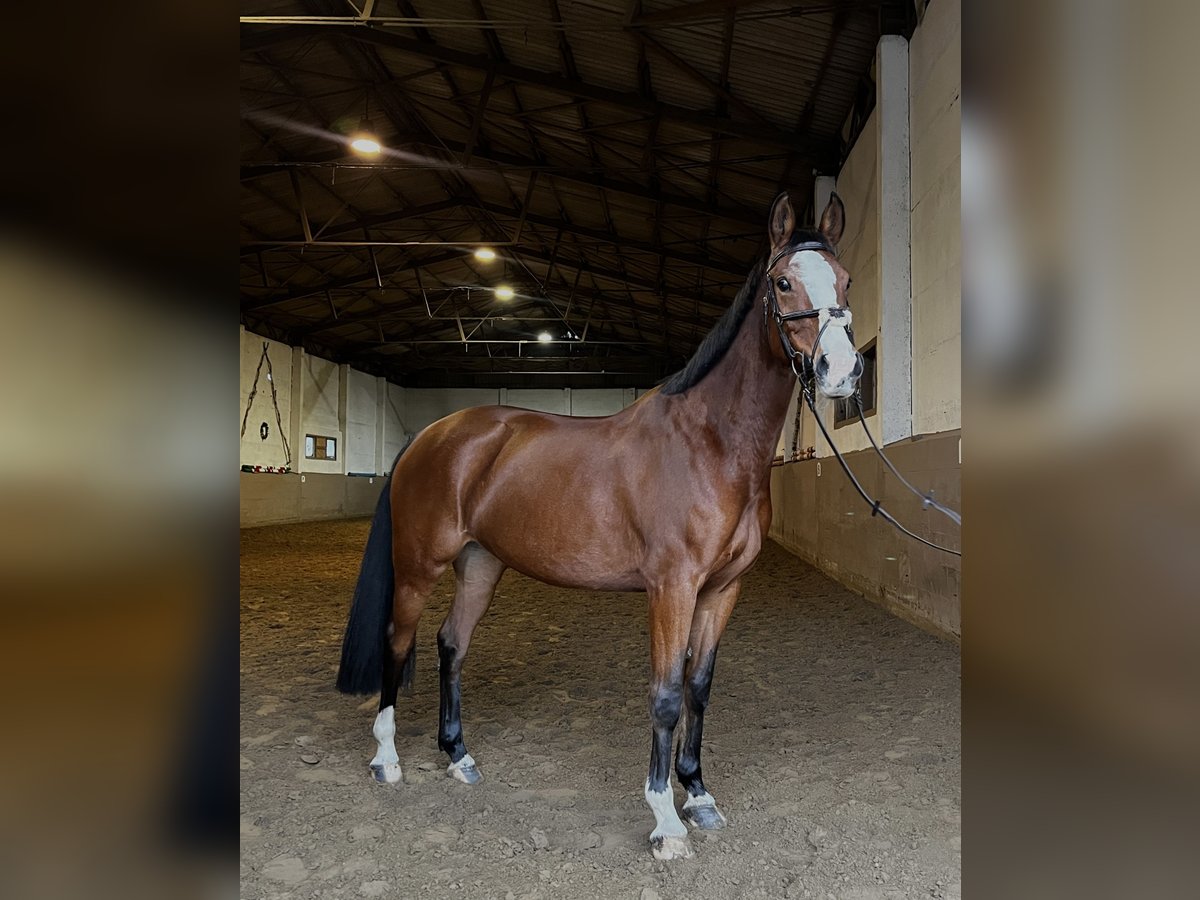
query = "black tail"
xmin=336 ymin=446 xmax=408 ymax=694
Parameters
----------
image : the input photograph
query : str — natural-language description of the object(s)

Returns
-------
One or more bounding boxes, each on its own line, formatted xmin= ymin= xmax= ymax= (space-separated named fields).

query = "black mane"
xmin=660 ymin=229 xmax=826 ymax=395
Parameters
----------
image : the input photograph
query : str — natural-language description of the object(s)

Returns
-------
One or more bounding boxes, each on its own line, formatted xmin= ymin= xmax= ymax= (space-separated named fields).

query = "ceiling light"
xmin=474 ymin=248 xmax=496 ymax=262
xmin=494 ymin=285 xmax=514 ymax=301
xmin=537 ymin=331 xmax=553 ymax=343
xmin=349 ymin=117 xmax=381 ymax=156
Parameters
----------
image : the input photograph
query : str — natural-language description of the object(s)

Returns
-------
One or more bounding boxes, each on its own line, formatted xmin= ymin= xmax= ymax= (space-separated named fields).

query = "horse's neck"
xmin=687 ymin=281 xmax=796 ymax=468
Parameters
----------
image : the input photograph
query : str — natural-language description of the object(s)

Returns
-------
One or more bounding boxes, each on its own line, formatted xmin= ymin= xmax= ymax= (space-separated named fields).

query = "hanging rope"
xmin=240 ymin=342 xmax=292 ymax=469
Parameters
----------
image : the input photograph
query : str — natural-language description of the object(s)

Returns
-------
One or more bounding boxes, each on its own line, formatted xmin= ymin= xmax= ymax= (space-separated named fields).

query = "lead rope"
xmin=801 ymin=383 xmax=961 ymax=557
xmin=853 ymin=395 xmax=960 ymax=526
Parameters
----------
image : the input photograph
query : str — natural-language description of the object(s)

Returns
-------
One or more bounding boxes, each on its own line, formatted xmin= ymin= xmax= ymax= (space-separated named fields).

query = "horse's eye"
xmin=776 ymin=277 xmax=791 ymax=292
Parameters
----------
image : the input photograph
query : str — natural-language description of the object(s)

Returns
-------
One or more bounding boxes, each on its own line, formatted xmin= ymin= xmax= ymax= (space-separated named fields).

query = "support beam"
xmin=632 ymin=0 xmax=790 ymax=27
xmin=241 ymin=147 xmax=764 ymax=226
xmin=241 ymin=249 xmax=461 ymax=311
xmin=248 ymin=24 xmax=835 ymax=157
xmin=513 ymin=172 xmax=538 ymax=243
xmin=461 ymin=67 xmax=495 ymax=165
xmin=629 ymin=30 xmax=775 ymax=130
xmin=289 ymin=167 xmax=313 ymax=243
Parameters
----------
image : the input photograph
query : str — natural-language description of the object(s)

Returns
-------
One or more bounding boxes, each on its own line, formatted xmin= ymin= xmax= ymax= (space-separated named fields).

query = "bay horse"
xmin=337 ymin=192 xmax=862 ymax=860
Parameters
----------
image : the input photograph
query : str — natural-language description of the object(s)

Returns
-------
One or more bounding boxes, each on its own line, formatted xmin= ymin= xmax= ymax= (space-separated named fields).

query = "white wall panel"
xmin=506 ymin=388 xmax=568 ymax=414
xmin=239 ymin=328 xmax=294 ymax=468
xmin=300 ymin=354 xmax=342 ymax=474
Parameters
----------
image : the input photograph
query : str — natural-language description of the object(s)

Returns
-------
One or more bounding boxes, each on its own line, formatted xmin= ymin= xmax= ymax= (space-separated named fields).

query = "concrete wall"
xmin=401 ymin=386 xmax=639 ymax=434
xmin=827 ymin=107 xmax=883 ymax=455
xmin=343 ymin=366 xmax=378 ymax=475
xmin=770 ymin=430 xmax=960 ymax=638
xmin=910 ymin=0 xmax=962 ymax=435
xmin=299 ymin=353 xmax=342 ymax=475
xmin=382 ymin=381 xmax=407 ymax=472
xmin=770 ymin=3 xmax=961 ymax=637
xmin=240 ymin=471 xmax=386 ymax=528
xmin=239 ymin=333 xmax=293 ymax=469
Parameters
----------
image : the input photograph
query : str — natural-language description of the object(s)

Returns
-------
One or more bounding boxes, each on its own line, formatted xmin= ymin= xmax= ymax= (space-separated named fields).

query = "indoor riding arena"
xmin=240 ymin=2 xmax=961 ymax=898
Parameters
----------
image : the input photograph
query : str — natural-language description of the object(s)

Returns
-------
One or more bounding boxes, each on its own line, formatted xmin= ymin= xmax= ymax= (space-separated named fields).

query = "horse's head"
xmin=764 ymin=192 xmax=863 ymax=399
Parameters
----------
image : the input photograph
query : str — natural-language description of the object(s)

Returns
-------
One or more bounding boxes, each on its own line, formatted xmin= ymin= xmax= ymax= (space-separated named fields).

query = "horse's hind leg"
xmin=676 ymin=578 xmax=741 ymax=829
xmin=438 ymin=542 xmax=505 ymax=784
xmin=370 ymin=568 xmax=442 ymax=784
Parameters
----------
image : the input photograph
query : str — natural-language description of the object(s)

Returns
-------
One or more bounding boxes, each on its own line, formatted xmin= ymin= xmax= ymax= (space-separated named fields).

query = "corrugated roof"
xmin=240 ymin=0 xmax=892 ymax=387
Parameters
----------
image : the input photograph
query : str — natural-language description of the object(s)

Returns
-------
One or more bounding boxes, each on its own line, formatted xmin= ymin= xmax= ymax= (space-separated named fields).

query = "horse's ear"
xmin=768 ymin=191 xmax=796 ymax=252
xmin=818 ymin=192 xmax=845 ymax=248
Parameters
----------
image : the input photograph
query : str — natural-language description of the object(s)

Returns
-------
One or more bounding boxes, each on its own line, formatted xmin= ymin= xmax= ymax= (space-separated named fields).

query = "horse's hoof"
xmin=650 ymin=834 xmax=694 ymax=860
xmin=446 ymin=753 xmax=482 ymax=785
xmin=369 ymin=762 xmax=402 ymax=784
xmin=683 ymin=803 xmax=727 ymax=830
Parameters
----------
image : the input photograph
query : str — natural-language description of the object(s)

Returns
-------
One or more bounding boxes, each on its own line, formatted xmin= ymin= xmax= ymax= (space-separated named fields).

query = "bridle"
xmin=762 ymin=240 xmax=859 ymax=386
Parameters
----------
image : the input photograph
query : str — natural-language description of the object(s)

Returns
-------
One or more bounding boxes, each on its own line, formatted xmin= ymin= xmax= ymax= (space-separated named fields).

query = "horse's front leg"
xmin=676 ymin=578 xmax=741 ymax=830
xmin=643 ymin=583 xmax=699 ymax=860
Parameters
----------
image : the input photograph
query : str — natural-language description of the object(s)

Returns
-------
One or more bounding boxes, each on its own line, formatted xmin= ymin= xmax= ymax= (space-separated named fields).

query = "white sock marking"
xmin=682 ymin=791 xmax=717 ymax=810
xmin=370 ymin=706 xmax=402 ymax=783
xmin=447 ymin=752 xmax=476 ymax=773
xmin=446 ymin=752 xmax=479 ymax=783
xmin=644 ymin=779 xmax=688 ymax=840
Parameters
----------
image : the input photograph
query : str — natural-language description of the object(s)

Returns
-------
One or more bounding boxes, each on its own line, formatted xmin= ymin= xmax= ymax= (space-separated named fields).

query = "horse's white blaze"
xmin=370 ymin=706 xmax=402 ymax=783
xmin=794 ymin=250 xmax=858 ymax=391
xmin=795 ymin=251 xmax=838 ymax=310
xmin=644 ymin=779 xmax=688 ymax=839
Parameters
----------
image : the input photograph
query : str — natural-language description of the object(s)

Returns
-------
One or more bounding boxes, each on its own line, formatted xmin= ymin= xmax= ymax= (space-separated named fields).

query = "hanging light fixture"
xmin=494 ymin=285 xmax=514 ymax=301
xmin=474 ymin=247 xmax=497 ymax=262
xmin=537 ymin=331 xmax=553 ymax=343
xmin=349 ymin=95 xmax=382 ymax=156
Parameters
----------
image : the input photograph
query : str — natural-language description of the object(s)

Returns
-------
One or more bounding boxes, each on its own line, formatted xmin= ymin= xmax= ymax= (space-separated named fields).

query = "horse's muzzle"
xmin=815 ymin=351 xmax=864 ymax=398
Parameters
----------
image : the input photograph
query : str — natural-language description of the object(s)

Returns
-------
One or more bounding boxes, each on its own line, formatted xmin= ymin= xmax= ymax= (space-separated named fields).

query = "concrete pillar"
xmin=375 ymin=375 xmax=387 ymax=476
xmin=337 ymin=364 xmax=350 ymax=475
xmin=877 ymin=34 xmax=913 ymax=445
xmin=289 ymin=346 xmax=304 ymax=473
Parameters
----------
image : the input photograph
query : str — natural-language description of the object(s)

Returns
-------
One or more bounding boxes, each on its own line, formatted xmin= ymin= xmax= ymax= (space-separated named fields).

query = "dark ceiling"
xmin=240 ymin=1 xmax=907 ymax=388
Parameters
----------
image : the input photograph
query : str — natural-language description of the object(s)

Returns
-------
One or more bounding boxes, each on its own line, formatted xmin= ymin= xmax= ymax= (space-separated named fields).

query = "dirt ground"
xmin=241 ymin=519 xmax=960 ymax=900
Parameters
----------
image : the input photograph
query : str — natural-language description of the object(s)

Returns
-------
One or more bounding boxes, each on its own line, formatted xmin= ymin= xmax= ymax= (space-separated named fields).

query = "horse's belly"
xmin=475 ymin=529 xmax=645 ymax=592
xmin=467 ymin=480 xmax=645 ymax=592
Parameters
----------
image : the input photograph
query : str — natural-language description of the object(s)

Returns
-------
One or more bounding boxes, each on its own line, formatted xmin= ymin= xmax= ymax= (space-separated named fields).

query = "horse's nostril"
xmin=815 ymin=355 xmax=830 ymax=378
xmin=851 ymin=353 xmax=864 ymax=379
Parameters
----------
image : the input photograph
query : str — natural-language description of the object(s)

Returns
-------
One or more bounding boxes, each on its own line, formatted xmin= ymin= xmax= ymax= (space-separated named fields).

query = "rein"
xmin=763 ymin=243 xmax=961 ymax=557
xmin=800 ymin=382 xmax=962 ymax=557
